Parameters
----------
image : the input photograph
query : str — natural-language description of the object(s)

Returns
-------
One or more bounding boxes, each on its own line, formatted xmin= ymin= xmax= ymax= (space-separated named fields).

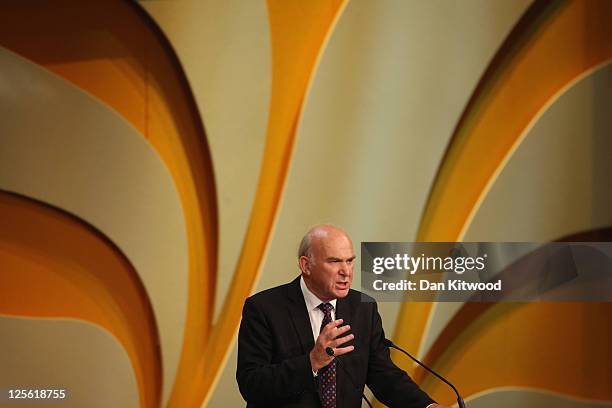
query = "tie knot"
xmin=318 ymin=302 xmax=334 ymax=315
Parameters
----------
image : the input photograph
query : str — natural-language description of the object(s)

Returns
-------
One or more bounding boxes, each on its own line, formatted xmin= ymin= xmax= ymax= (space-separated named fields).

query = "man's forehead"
xmin=313 ymin=234 xmax=354 ymax=255
xmin=310 ymin=225 xmax=349 ymax=241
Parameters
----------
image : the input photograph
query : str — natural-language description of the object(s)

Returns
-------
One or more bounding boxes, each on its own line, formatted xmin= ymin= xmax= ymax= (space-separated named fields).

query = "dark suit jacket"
xmin=237 ymin=277 xmax=435 ymax=407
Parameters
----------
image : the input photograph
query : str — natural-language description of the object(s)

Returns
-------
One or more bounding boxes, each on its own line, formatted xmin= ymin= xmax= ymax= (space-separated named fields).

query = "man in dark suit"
xmin=237 ymin=225 xmax=447 ymax=407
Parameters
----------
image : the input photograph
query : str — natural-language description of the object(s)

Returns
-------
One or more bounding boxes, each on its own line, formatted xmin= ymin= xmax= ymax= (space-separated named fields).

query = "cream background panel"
xmin=0 ymin=46 xmax=187 ymax=404
xmin=208 ymin=1 xmax=531 ymax=406
xmin=424 ymin=63 xmax=612 ymax=355
xmin=0 ymin=316 xmax=138 ymax=408
xmin=138 ymin=0 xmax=271 ymax=321
xmin=465 ymin=64 xmax=612 ymax=242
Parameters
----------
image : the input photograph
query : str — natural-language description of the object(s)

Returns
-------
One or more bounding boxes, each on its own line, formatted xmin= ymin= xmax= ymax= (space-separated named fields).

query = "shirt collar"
xmin=300 ymin=276 xmax=337 ymax=312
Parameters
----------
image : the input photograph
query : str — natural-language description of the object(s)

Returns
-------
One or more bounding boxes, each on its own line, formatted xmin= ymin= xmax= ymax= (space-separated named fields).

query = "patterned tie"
xmin=318 ymin=302 xmax=336 ymax=408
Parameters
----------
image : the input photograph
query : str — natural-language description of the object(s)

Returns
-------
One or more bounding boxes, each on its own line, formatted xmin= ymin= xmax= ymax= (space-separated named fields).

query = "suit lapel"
xmin=286 ymin=276 xmax=315 ymax=353
xmin=334 ymin=294 xmax=353 ymax=408
xmin=334 ymin=294 xmax=352 ymax=332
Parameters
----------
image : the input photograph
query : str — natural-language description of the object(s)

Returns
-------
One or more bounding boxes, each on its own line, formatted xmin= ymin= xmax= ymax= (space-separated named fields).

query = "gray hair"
xmin=297 ymin=232 xmax=313 ymax=259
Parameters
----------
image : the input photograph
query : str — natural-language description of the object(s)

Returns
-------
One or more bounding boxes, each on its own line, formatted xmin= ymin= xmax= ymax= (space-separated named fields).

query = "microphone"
xmin=383 ymin=339 xmax=466 ymax=408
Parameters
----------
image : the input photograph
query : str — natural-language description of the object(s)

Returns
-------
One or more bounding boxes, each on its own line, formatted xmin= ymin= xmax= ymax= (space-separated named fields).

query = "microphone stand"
xmin=384 ymin=339 xmax=466 ymax=408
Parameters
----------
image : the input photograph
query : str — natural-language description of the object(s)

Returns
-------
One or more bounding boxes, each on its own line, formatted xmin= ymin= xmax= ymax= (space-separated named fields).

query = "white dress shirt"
xmin=300 ymin=276 xmax=336 ymax=341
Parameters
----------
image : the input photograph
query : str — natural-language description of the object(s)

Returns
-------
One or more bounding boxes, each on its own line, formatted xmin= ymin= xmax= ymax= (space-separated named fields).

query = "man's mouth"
xmin=336 ymin=282 xmax=349 ymax=289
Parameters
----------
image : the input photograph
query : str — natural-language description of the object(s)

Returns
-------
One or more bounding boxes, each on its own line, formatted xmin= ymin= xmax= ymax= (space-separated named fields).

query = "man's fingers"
xmin=333 ymin=333 xmax=354 ymax=347
xmin=321 ymin=321 xmax=350 ymax=340
xmin=333 ymin=324 xmax=351 ymax=336
xmin=323 ymin=319 xmax=344 ymax=331
xmin=332 ymin=345 xmax=355 ymax=357
xmin=318 ymin=321 xmax=353 ymax=346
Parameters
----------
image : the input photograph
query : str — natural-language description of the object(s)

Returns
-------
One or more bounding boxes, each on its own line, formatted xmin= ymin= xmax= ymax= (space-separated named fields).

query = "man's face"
xmin=302 ymin=230 xmax=355 ymax=301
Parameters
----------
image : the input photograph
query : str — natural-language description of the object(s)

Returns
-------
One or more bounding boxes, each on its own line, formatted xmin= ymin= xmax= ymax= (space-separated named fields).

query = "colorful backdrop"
xmin=1 ymin=1 xmax=611 ymax=407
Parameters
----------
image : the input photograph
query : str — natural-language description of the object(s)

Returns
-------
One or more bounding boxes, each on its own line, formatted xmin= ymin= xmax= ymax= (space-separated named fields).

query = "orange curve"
xmin=392 ymin=0 xmax=612 ymax=389
xmin=0 ymin=191 xmax=161 ymax=407
xmin=418 ymin=302 xmax=612 ymax=405
xmin=187 ymin=1 xmax=349 ymax=406
xmin=415 ymin=232 xmax=612 ymax=405
xmin=388 ymin=1 xmax=612 ymax=401
xmin=0 ymin=3 xmax=218 ymax=406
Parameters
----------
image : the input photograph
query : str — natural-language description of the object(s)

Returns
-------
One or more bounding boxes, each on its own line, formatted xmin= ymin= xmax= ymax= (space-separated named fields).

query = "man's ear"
xmin=299 ymin=255 xmax=310 ymax=276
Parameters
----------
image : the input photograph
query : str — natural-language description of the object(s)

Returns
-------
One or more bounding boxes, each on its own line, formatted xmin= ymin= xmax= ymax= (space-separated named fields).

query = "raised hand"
xmin=309 ymin=318 xmax=355 ymax=371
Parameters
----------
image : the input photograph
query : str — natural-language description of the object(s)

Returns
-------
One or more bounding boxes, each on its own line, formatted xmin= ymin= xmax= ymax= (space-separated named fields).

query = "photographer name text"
xmin=372 ymin=279 xmax=502 ymax=291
